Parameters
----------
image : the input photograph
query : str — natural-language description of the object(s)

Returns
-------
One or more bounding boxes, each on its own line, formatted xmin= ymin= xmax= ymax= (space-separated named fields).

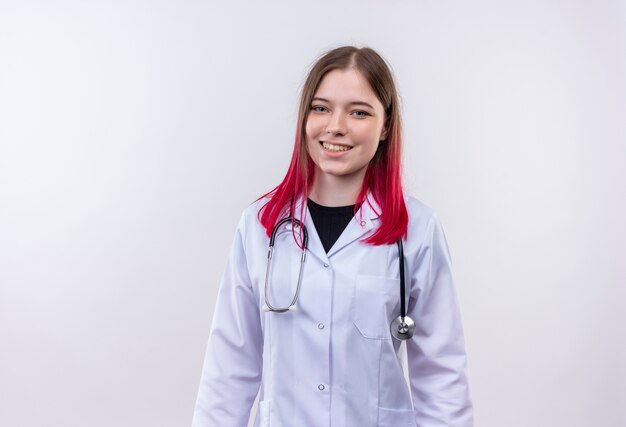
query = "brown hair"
xmin=259 ymin=46 xmax=408 ymax=245
xmin=297 ymin=46 xmax=402 ymax=178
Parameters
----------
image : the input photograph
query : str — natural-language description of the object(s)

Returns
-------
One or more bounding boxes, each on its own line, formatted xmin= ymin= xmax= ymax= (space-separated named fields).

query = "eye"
xmin=352 ymin=110 xmax=369 ymax=118
xmin=311 ymin=105 xmax=328 ymax=113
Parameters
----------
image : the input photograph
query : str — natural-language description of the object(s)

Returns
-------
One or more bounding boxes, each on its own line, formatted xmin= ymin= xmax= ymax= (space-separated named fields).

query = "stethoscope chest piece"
xmin=390 ymin=315 xmax=415 ymax=340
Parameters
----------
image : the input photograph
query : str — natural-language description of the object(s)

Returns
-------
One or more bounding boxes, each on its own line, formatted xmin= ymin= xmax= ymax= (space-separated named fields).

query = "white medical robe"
xmin=193 ymin=195 xmax=473 ymax=426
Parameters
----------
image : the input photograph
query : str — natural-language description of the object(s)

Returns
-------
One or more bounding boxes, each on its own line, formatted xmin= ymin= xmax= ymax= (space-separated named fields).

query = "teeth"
xmin=322 ymin=142 xmax=350 ymax=152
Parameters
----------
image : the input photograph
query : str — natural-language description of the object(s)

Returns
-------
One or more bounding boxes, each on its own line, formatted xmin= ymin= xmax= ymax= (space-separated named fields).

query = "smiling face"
xmin=305 ymin=68 xmax=388 ymax=185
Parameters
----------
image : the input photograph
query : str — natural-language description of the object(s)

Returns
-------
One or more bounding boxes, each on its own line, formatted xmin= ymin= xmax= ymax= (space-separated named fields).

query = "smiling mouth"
xmin=320 ymin=141 xmax=353 ymax=152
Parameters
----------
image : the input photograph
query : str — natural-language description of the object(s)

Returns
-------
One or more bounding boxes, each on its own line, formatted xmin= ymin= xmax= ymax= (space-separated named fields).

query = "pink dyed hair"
xmin=257 ymin=46 xmax=408 ymax=246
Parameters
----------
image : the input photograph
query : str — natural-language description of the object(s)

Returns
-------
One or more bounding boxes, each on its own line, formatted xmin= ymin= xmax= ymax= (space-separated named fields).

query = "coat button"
xmin=318 ymin=323 xmax=324 ymax=329
xmin=360 ymin=220 xmax=366 ymax=226
xmin=318 ymin=384 xmax=325 ymax=391
xmin=323 ymin=263 xmax=329 ymax=268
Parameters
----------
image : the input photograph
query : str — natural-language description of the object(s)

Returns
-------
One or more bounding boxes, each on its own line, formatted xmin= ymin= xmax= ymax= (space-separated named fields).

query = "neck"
xmin=309 ymin=168 xmax=367 ymax=207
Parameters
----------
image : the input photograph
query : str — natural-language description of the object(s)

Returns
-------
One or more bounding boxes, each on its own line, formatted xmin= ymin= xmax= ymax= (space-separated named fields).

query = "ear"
xmin=380 ymin=122 xmax=389 ymax=141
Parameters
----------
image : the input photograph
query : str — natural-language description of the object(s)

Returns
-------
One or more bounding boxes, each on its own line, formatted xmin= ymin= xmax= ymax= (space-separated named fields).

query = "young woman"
xmin=193 ymin=46 xmax=473 ymax=427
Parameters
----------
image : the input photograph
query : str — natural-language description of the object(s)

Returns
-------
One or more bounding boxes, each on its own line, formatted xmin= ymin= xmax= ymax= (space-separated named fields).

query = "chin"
xmin=318 ymin=168 xmax=359 ymax=179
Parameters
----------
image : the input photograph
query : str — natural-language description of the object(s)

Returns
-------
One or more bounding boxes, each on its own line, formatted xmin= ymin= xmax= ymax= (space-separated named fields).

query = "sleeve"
xmin=192 ymin=213 xmax=263 ymax=427
xmin=406 ymin=213 xmax=474 ymax=427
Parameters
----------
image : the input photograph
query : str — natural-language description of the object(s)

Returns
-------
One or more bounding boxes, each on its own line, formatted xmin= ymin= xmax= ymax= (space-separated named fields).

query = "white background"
xmin=1 ymin=1 xmax=625 ymax=426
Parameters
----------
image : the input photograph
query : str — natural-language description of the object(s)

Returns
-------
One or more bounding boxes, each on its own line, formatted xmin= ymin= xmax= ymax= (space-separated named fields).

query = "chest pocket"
xmin=353 ymin=274 xmax=400 ymax=340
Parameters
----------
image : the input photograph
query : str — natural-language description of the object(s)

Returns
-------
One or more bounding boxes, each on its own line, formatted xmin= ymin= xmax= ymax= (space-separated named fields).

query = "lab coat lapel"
xmin=327 ymin=194 xmax=381 ymax=258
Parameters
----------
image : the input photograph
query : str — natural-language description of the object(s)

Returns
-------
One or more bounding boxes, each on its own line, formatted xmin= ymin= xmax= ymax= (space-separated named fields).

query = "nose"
xmin=325 ymin=110 xmax=346 ymax=135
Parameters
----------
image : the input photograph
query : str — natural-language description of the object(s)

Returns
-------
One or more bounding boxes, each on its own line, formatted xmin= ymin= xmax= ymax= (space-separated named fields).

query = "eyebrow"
xmin=311 ymin=97 xmax=375 ymax=110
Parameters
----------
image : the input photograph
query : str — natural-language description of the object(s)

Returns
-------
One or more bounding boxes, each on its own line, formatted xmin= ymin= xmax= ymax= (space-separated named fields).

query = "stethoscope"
xmin=263 ymin=217 xmax=416 ymax=341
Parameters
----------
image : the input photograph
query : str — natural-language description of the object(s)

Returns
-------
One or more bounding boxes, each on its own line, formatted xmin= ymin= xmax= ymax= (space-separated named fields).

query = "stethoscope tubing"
xmin=263 ymin=216 xmax=414 ymax=340
xmin=264 ymin=217 xmax=308 ymax=313
xmin=397 ymin=239 xmax=407 ymax=319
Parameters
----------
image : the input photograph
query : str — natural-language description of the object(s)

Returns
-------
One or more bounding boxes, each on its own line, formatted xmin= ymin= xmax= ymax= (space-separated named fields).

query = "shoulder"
xmin=235 ymin=197 xmax=270 ymax=238
xmin=403 ymin=195 xmax=444 ymax=250
xmin=240 ymin=197 xmax=268 ymax=222
xmin=404 ymin=195 xmax=437 ymax=228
